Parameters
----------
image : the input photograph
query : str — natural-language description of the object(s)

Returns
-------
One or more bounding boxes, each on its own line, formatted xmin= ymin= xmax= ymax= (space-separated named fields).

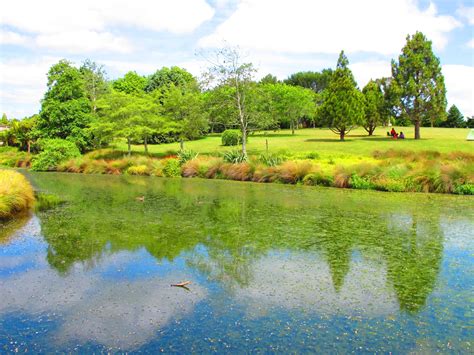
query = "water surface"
xmin=1 ymin=173 xmax=472 ymax=352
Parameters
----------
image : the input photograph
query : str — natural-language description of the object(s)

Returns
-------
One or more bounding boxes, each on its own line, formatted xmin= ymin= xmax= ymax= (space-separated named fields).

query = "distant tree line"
xmin=1 ymin=31 xmax=471 ymax=155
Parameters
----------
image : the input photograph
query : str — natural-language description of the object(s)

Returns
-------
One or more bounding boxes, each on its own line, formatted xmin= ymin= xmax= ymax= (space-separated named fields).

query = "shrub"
xmin=349 ymin=174 xmax=375 ymax=190
xmin=127 ymin=165 xmax=150 ymax=176
xmin=259 ymin=153 xmax=286 ymax=167
xmin=221 ymin=130 xmax=243 ymax=146
xmin=454 ymin=184 xmax=474 ymax=195
xmin=223 ymin=150 xmax=247 ymax=164
xmin=178 ymin=150 xmax=199 ymax=164
xmin=334 ymin=166 xmax=351 ymax=188
xmin=0 ymin=170 xmax=35 ymax=219
xmin=181 ymin=159 xmax=200 ymax=177
xmin=303 ymin=172 xmax=333 ymax=187
xmin=162 ymin=158 xmax=181 ymax=177
xmin=31 ymin=139 xmax=81 ymax=171
xmin=278 ymin=161 xmax=313 ymax=184
xmin=221 ymin=163 xmax=253 ymax=181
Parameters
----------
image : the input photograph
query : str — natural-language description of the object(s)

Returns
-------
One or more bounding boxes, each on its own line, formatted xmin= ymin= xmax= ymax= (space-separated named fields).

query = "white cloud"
xmin=1 ymin=0 xmax=215 ymax=53
xmin=443 ymin=64 xmax=474 ymax=117
xmin=456 ymin=5 xmax=474 ymax=25
xmin=199 ymin=0 xmax=460 ymax=55
xmin=468 ymin=39 xmax=474 ymax=48
xmin=1 ymin=0 xmax=215 ymax=34
xmin=36 ymin=31 xmax=133 ymax=54
xmin=350 ymin=60 xmax=393 ymax=88
xmin=0 ymin=30 xmax=29 ymax=45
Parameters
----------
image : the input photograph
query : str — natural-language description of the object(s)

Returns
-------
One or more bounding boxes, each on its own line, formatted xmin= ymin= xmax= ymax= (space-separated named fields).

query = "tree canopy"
xmin=391 ymin=32 xmax=447 ymax=138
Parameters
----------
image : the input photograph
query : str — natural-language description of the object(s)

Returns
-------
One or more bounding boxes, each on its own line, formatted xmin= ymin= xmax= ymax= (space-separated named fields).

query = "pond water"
xmin=0 ymin=172 xmax=473 ymax=353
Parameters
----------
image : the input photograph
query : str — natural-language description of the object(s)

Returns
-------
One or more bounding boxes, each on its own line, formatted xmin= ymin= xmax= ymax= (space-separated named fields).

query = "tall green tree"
xmin=259 ymin=74 xmax=279 ymax=84
xmin=318 ymin=51 xmax=365 ymax=141
xmin=80 ymin=59 xmax=108 ymax=113
xmin=145 ymin=66 xmax=196 ymax=93
xmin=362 ymin=80 xmax=384 ymax=135
xmin=441 ymin=105 xmax=465 ymax=128
xmin=159 ymin=84 xmax=208 ymax=140
xmin=284 ymin=69 xmax=333 ymax=93
xmin=97 ymin=90 xmax=161 ymax=155
xmin=112 ymin=71 xmax=147 ymax=94
xmin=1 ymin=113 xmax=8 ymax=125
xmin=10 ymin=115 xmax=38 ymax=153
xmin=391 ymin=32 xmax=447 ymax=138
xmin=37 ymin=60 xmax=92 ymax=151
xmin=266 ymin=83 xmax=316 ymax=134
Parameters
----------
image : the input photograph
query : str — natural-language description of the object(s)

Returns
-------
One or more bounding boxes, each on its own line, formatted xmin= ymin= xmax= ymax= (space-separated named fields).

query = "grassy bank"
xmin=1 ymin=127 xmax=473 ymax=195
xmin=50 ymin=148 xmax=473 ymax=194
xmin=0 ymin=170 xmax=35 ymax=218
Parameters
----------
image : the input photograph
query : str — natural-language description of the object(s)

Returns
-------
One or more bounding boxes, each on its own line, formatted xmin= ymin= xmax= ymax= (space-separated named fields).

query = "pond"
xmin=1 ymin=172 xmax=472 ymax=352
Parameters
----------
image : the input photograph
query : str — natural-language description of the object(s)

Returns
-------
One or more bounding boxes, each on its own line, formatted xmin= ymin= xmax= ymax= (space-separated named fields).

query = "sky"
xmin=0 ymin=0 xmax=473 ymax=119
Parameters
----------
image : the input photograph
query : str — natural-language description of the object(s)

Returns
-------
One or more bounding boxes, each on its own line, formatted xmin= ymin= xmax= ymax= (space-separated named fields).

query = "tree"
xmin=259 ymin=74 xmax=279 ymax=84
xmin=362 ymin=80 xmax=384 ymax=135
xmin=466 ymin=116 xmax=474 ymax=129
xmin=284 ymin=69 xmax=333 ymax=93
xmin=391 ymin=32 xmax=447 ymax=139
xmin=1 ymin=113 xmax=8 ymax=125
xmin=112 ymin=71 xmax=147 ymax=94
xmin=204 ymin=46 xmax=265 ymax=156
xmin=10 ymin=115 xmax=38 ymax=153
xmin=145 ymin=66 xmax=196 ymax=93
xmin=37 ymin=60 xmax=92 ymax=151
xmin=97 ymin=90 xmax=161 ymax=155
xmin=318 ymin=51 xmax=365 ymax=141
xmin=266 ymin=83 xmax=316 ymax=134
xmin=80 ymin=59 xmax=108 ymax=112
xmin=159 ymin=84 xmax=208 ymax=140
xmin=441 ymin=105 xmax=465 ymax=128
xmin=203 ymin=86 xmax=238 ymax=133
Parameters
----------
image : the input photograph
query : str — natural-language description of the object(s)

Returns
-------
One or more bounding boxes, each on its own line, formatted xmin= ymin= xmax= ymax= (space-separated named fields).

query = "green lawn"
xmin=114 ymin=127 xmax=473 ymax=159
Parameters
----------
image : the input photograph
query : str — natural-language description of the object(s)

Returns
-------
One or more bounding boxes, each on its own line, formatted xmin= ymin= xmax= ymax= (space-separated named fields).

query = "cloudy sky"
xmin=1 ymin=0 xmax=473 ymax=119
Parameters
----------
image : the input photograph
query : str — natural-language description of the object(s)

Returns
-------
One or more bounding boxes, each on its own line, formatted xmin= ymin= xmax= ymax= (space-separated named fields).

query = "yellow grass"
xmin=0 ymin=170 xmax=35 ymax=218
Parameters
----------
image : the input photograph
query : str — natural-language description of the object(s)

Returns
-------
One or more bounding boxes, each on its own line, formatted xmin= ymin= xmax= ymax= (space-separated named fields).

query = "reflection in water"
xmin=0 ymin=172 xmax=472 ymax=352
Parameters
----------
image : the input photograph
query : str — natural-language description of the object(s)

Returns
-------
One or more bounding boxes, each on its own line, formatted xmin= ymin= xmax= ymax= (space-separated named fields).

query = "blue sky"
xmin=1 ymin=0 xmax=473 ymax=119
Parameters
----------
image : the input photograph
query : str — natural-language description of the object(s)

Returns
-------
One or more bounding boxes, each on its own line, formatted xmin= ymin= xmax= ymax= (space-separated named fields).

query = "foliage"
xmin=159 ymin=83 xmax=208 ymax=140
xmin=204 ymin=45 xmax=274 ymax=155
xmin=177 ymin=149 xmax=199 ymax=164
xmin=362 ymin=80 xmax=384 ymax=135
xmin=37 ymin=60 xmax=93 ymax=151
xmin=162 ymin=158 xmax=181 ymax=177
xmin=284 ymin=69 xmax=333 ymax=93
xmin=391 ymin=32 xmax=447 ymax=138
xmin=112 ymin=71 xmax=147 ymax=94
xmin=79 ymin=59 xmax=108 ymax=112
xmin=258 ymin=153 xmax=286 ymax=167
xmin=0 ymin=170 xmax=35 ymax=219
xmin=223 ymin=150 xmax=248 ymax=163
xmin=127 ymin=165 xmax=150 ymax=176
xmin=146 ymin=66 xmax=196 ymax=93
xmin=221 ymin=129 xmax=243 ymax=146
xmin=31 ymin=139 xmax=81 ymax=171
xmin=259 ymin=74 xmax=279 ymax=84
xmin=266 ymin=83 xmax=316 ymax=134
xmin=441 ymin=105 xmax=465 ymax=128
xmin=318 ymin=51 xmax=365 ymax=140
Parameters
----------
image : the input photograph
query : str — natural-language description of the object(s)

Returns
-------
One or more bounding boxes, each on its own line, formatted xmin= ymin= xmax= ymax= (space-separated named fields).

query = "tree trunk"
xmin=144 ymin=136 xmax=148 ymax=155
xmin=291 ymin=121 xmax=295 ymax=135
xmin=241 ymin=128 xmax=247 ymax=156
xmin=127 ymin=138 xmax=131 ymax=157
xmin=414 ymin=120 xmax=421 ymax=140
xmin=27 ymin=140 xmax=31 ymax=154
xmin=340 ymin=130 xmax=345 ymax=141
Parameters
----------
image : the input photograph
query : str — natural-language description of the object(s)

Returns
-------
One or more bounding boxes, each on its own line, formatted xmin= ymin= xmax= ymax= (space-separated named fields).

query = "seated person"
xmin=399 ymin=132 xmax=405 ymax=139
xmin=390 ymin=128 xmax=397 ymax=137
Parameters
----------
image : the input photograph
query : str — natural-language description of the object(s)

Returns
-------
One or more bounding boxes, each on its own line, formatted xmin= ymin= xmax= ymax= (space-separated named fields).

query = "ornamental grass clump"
xmin=0 ymin=170 xmax=35 ymax=219
xmin=277 ymin=161 xmax=313 ymax=184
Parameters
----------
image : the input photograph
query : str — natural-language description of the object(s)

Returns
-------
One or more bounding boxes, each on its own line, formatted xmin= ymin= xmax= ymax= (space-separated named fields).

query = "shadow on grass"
xmin=305 ymin=138 xmax=352 ymax=142
xmin=359 ymin=137 xmax=425 ymax=142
